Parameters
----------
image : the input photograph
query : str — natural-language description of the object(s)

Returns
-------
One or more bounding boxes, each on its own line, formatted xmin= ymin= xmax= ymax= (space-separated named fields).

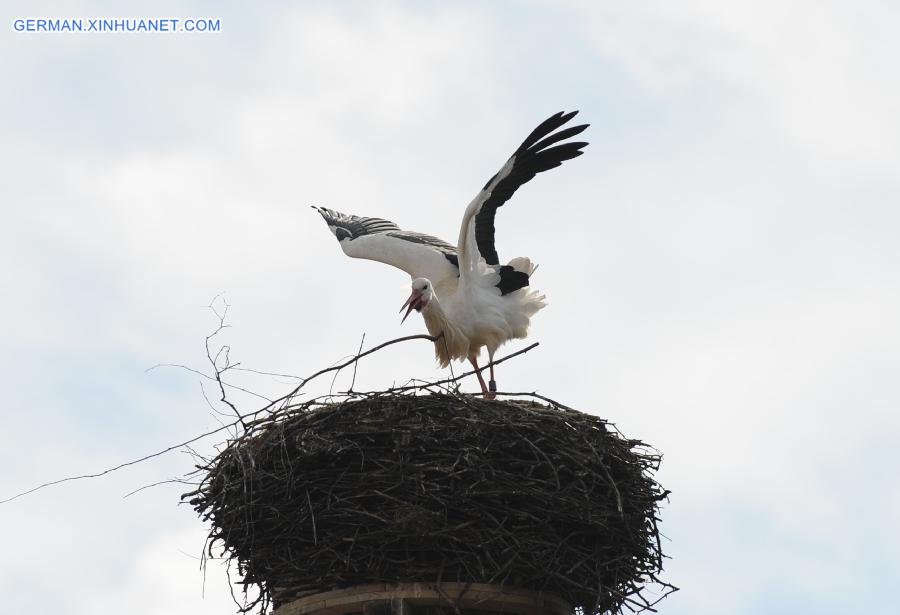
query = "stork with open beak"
xmin=400 ymin=284 xmax=429 ymax=324
xmin=314 ymin=111 xmax=588 ymax=398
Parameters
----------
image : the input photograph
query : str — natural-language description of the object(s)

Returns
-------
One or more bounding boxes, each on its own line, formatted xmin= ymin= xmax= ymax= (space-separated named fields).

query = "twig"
xmin=492 ymin=390 xmax=576 ymax=411
xmin=123 ymin=478 xmax=194 ymax=499
xmin=204 ymin=298 xmax=248 ymax=429
xmin=348 ymin=333 xmax=366 ymax=393
xmin=145 ymin=363 xmax=272 ymax=403
xmin=230 ymin=366 xmax=303 ymax=381
xmin=305 ymin=488 xmax=318 ymax=545
xmin=385 ymin=342 xmax=539 ymax=393
xmin=1 ymin=334 xmax=538 ymax=506
xmin=0 ymin=422 xmax=238 ymax=505
xmin=266 ymin=333 xmax=443 ymax=411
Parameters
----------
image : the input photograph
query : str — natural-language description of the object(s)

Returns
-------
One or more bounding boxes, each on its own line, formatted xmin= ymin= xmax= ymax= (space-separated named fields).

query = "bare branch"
xmin=123 ymin=478 xmax=195 ymax=499
xmin=348 ymin=333 xmax=366 ymax=393
xmin=204 ymin=297 xmax=248 ymax=429
xmin=0 ymin=422 xmax=238 ymax=505
xmin=383 ymin=342 xmax=539 ymax=394
xmin=0 ymin=330 xmax=540 ymax=505
xmin=145 ymin=363 xmax=272 ymax=403
xmin=263 ymin=333 xmax=443 ymax=412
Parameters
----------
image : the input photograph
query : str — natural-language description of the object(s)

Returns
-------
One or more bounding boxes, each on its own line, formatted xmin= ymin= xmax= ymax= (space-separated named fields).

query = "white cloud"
xmin=569 ymin=0 xmax=900 ymax=170
xmin=81 ymin=527 xmax=239 ymax=615
xmin=256 ymin=3 xmax=498 ymax=123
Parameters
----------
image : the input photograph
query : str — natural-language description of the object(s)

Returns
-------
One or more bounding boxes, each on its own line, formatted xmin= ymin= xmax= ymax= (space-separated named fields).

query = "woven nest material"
xmin=185 ymin=393 xmax=672 ymax=614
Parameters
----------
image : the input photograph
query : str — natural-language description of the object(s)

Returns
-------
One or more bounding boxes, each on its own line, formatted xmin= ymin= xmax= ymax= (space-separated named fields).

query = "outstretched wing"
xmin=313 ymin=207 xmax=459 ymax=287
xmin=458 ymin=111 xmax=588 ymax=293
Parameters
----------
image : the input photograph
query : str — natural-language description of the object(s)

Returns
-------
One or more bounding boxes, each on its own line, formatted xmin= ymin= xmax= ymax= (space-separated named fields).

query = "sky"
xmin=1 ymin=1 xmax=899 ymax=613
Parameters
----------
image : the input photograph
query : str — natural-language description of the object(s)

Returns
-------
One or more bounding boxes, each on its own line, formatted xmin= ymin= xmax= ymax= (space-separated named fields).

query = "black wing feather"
xmin=474 ymin=111 xmax=589 ymax=267
xmin=529 ymin=123 xmax=589 ymax=153
xmin=385 ymin=230 xmax=460 ymax=273
xmin=496 ymin=265 xmax=530 ymax=295
xmin=313 ymin=206 xmax=461 ymax=277
xmin=314 ymin=207 xmax=400 ymax=240
xmin=518 ymin=110 xmax=580 ymax=152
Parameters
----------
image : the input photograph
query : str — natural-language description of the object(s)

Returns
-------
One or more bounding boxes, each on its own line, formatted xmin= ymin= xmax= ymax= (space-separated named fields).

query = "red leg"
xmin=468 ymin=356 xmax=490 ymax=397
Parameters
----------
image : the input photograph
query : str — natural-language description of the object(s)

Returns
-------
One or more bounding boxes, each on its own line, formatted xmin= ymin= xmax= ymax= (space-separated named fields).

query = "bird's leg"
xmin=468 ymin=356 xmax=491 ymax=398
xmin=488 ymin=349 xmax=497 ymax=398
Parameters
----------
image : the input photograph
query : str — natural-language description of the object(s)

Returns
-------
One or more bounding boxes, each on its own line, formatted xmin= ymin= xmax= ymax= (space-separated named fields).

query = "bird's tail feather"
xmin=506 ymin=256 xmax=538 ymax=276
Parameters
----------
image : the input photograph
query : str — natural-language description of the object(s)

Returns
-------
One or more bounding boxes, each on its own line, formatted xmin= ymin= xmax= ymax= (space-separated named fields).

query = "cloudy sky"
xmin=2 ymin=1 xmax=899 ymax=613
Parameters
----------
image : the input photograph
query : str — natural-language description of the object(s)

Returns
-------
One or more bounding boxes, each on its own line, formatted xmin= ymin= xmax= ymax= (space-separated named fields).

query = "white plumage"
xmin=314 ymin=111 xmax=588 ymax=397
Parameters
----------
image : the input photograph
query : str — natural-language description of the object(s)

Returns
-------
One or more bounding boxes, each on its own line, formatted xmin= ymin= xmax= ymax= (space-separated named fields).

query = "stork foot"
xmin=484 ymin=379 xmax=497 ymax=399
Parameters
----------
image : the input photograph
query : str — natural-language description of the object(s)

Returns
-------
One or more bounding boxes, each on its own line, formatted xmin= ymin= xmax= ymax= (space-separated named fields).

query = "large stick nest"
xmin=185 ymin=393 xmax=672 ymax=614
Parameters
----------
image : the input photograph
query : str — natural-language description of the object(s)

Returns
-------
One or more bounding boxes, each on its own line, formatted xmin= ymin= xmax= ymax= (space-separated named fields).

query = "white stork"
xmin=314 ymin=111 xmax=588 ymax=397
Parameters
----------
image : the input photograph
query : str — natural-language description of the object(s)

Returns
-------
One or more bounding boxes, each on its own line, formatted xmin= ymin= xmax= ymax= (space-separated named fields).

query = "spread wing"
xmin=458 ymin=111 xmax=589 ymax=293
xmin=313 ymin=207 xmax=459 ymax=287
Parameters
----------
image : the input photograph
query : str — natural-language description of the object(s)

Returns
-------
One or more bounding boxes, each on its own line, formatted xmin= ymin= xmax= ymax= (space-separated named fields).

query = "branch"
xmin=0 ymin=333 xmax=540 ymax=505
xmin=493 ymin=389 xmax=576 ymax=411
xmin=204 ymin=297 xmax=248 ymax=429
xmin=262 ymin=333 xmax=443 ymax=412
xmin=0 ymin=422 xmax=238 ymax=505
xmin=145 ymin=363 xmax=273 ymax=403
xmin=385 ymin=342 xmax=539 ymax=393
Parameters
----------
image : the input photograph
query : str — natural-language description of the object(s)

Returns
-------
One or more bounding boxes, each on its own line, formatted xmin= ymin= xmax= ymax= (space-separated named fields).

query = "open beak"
xmin=399 ymin=290 xmax=423 ymax=324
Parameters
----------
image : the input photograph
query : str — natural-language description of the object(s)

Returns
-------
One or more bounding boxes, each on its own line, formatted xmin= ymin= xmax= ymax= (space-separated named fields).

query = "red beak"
xmin=400 ymin=290 xmax=423 ymax=324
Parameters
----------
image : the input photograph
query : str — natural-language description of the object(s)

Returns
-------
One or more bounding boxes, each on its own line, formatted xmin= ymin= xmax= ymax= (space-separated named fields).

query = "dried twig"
xmin=383 ymin=342 xmax=539 ymax=394
xmin=0 ymin=424 xmax=232 ymax=505
xmin=204 ymin=297 xmax=248 ymax=429
xmin=265 ymin=333 xmax=444 ymax=411
xmin=0 ymin=332 xmax=529 ymax=505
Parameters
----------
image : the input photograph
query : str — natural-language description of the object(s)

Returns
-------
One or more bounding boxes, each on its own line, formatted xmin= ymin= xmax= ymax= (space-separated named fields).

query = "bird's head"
xmin=400 ymin=278 xmax=433 ymax=324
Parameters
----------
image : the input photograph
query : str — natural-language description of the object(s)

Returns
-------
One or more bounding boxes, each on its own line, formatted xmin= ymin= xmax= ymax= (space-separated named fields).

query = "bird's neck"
xmin=421 ymin=294 xmax=449 ymax=335
xmin=421 ymin=295 xmax=467 ymax=367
